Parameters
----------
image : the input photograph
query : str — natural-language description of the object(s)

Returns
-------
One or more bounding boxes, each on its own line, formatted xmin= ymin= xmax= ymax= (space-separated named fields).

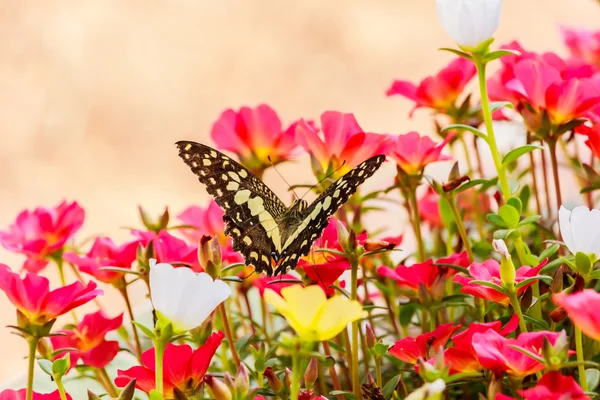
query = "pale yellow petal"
xmin=314 ymin=296 xmax=367 ymax=341
xmin=279 ymin=285 xmax=326 ymax=331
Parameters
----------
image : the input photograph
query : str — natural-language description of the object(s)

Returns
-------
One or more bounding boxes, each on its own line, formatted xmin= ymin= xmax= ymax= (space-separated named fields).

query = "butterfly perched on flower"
xmin=176 ymin=141 xmax=385 ymax=276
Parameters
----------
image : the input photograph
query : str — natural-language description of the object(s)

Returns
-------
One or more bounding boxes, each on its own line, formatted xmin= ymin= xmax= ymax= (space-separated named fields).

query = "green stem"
xmin=575 ymin=327 xmax=589 ymax=391
xmin=290 ymin=348 xmax=302 ymax=400
xmin=218 ymin=303 xmax=241 ymax=368
xmin=99 ymin=368 xmax=119 ymax=397
xmin=119 ymin=287 xmax=143 ymax=360
xmin=350 ymin=255 xmax=361 ymax=398
xmin=407 ymin=188 xmax=426 ymax=262
xmin=154 ymin=335 xmax=166 ymax=395
xmin=547 ymin=138 xmax=563 ymax=213
xmin=446 ymin=194 xmax=474 ymax=261
xmin=507 ymin=288 xmax=528 ymax=333
xmin=375 ymin=358 xmax=382 ymax=388
xmin=55 ymin=377 xmax=68 ymax=400
xmin=26 ymin=336 xmax=40 ymax=400
xmin=473 ymin=56 xmax=511 ymax=198
xmin=458 ymin=135 xmax=475 ymax=175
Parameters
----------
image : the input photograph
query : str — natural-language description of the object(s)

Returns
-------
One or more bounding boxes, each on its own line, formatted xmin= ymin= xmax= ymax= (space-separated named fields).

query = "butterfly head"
xmin=289 ymin=199 xmax=308 ymax=219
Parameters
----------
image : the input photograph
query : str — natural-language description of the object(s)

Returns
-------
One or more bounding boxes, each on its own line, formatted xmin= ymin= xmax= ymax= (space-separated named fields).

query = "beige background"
xmin=0 ymin=0 xmax=598 ymax=383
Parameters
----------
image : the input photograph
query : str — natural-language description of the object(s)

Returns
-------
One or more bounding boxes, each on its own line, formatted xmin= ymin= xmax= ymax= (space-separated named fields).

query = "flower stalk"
xmin=349 ymin=253 xmax=361 ymax=398
xmin=574 ymin=326 xmax=589 ymax=391
xmin=26 ymin=336 xmax=40 ymax=400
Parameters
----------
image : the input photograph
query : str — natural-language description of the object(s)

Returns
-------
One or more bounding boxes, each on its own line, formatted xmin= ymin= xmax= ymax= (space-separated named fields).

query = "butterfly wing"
xmin=176 ymin=141 xmax=288 ymax=274
xmin=273 ymin=154 xmax=386 ymax=275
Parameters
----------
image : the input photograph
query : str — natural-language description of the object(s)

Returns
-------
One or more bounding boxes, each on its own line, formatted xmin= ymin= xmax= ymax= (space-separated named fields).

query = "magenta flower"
xmin=134 ymin=230 xmax=202 ymax=272
xmin=295 ymin=111 xmax=390 ymax=176
xmin=0 ymin=390 xmax=72 ymax=400
xmin=387 ymin=132 xmax=452 ymax=176
xmin=0 ymin=201 xmax=84 ymax=272
xmin=389 ymin=323 xmax=460 ymax=364
xmin=562 ymin=26 xmax=600 ymax=68
xmin=387 ymin=57 xmax=476 ymax=116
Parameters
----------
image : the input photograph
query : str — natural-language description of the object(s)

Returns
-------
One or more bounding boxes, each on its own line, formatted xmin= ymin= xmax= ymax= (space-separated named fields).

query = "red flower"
xmin=472 ymin=330 xmax=561 ymax=378
xmin=387 ymin=57 xmax=476 ymax=116
xmin=63 ymin=237 xmax=139 ymax=285
xmin=210 ymin=104 xmax=298 ymax=170
xmin=377 ymin=253 xmax=466 ymax=300
xmin=418 ymin=188 xmax=443 ymax=229
xmin=252 ymin=274 xmax=299 ymax=297
xmin=0 ymin=264 xmax=101 ymax=325
xmin=454 ymin=259 xmax=546 ymax=306
xmin=134 ymin=230 xmax=202 ymax=272
xmin=443 ymin=315 xmax=519 ymax=374
xmin=176 ymin=202 xmax=243 ymax=265
xmin=387 ymin=132 xmax=452 ymax=176
xmin=553 ymin=289 xmax=600 ymax=341
xmin=389 ymin=323 xmax=460 ymax=364
xmin=295 ymin=111 xmax=390 ymax=176
xmin=562 ymin=26 xmax=600 ymax=68
xmin=0 ymin=201 xmax=84 ymax=273
xmin=581 ymin=124 xmax=600 ymax=160
xmin=504 ymin=371 xmax=590 ymax=400
xmin=115 ymin=331 xmax=224 ymax=397
xmin=50 ymin=311 xmax=123 ymax=369
xmin=297 ymin=218 xmax=366 ymax=293
xmin=0 ymin=390 xmax=72 ymax=400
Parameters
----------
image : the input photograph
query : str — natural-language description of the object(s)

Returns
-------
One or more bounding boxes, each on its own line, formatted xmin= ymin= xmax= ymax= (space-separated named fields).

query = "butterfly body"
xmin=176 ymin=141 xmax=385 ymax=276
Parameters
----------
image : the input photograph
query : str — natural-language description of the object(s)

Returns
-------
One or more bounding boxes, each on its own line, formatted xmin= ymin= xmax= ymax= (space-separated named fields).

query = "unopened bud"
xmin=493 ymin=239 xmax=516 ymax=288
xmin=336 ymin=220 xmax=351 ymax=253
xmin=204 ymin=375 xmax=233 ymax=400
xmin=304 ymin=358 xmax=319 ymax=391
xmin=364 ymin=239 xmax=395 ymax=252
xmin=284 ymin=367 xmax=293 ymax=387
xmin=263 ymin=366 xmax=283 ymax=392
xmin=550 ymin=306 xmax=567 ymax=323
xmin=365 ymin=324 xmax=377 ymax=349
xmin=234 ymin=363 xmax=250 ymax=396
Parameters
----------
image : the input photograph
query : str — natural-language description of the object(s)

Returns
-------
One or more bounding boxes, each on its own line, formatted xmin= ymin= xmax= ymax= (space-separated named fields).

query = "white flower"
xmin=149 ymin=259 xmax=231 ymax=332
xmin=406 ymin=378 xmax=446 ymax=400
xmin=559 ymin=206 xmax=600 ymax=259
xmin=436 ymin=0 xmax=503 ymax=48
xmin=492 ymin=239 xmax=510 ymax=259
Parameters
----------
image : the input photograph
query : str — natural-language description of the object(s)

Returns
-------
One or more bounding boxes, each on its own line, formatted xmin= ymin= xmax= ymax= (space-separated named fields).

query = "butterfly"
xmin=176 ymin=141 xmax=385 ymax=276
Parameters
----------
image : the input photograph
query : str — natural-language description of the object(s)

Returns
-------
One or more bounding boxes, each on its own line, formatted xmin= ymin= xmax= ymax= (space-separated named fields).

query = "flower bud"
xmin=263 ymin=366 xmax=283 ymax=392
xmin=364 ymin=239 xmax=395 ymax=252
xmin=234 ymin=363 xmax=250 ymax=396
xmin=493 ymin=239 xmax=516 ymax=288
xmin=304 ymin=358 xmax=319 ymax=391
xmin=365 ymin=324 xmax=377 ymax=349
xmin=204 ymin=375 xmax=233 ymax=400
xmin=284 ymin=367 xmax=293 ymax=387
xmin=436 ymin=0 xmax=503 ymax=50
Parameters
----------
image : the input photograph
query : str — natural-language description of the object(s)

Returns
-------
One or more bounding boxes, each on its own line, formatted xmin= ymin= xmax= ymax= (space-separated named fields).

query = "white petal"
xmin=436 ymin=0 xmax=503 ymax=47
xmin=570 ymin=206 xmax=597 ymax=254
xmin=559 ymin=206 xmax=576 ymax=254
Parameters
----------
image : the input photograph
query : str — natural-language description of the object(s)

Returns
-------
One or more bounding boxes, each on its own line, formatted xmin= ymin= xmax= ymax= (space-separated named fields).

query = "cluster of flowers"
xmin=3 ymin=0 xmax=600 ymax=399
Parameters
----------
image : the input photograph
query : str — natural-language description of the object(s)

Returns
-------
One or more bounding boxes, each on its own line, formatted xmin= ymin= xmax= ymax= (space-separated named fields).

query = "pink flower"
xmin=387 ymin=57 xmax=476 ymax=116
xmin=442 ymin=315 xmax=519 ymax=374
xmin=50 ymin=311 xmax=123 ymax=369
xmin=389 ymin=323 xmax=460 ymax=364
xmin=387 ymin=132 xmax=452 ymax=176
xmin=115 ymin=332 xmax=224 ymax=397
xmin=377 ymin=253 xmax=466 ymax=300
xmin=295 ymin=111 xmax=390 ymax=176
xmin=418 ymin=188 xmax=444 ymax=228
xmin=0 ymin=201 xmax=84 ymax=273
xmin=553 ymin=290 xmax=600 ymax=341
xmin=0 ymin=390 xmax=72 ymax=400
xmin=252 ymin=274 xmax=299 ymax=297
xmin=562 ymin=26 xmax=600 ymax=68
xmin=210 ymin=104 xmax=298 ymax=170
xmin=0 ymin=264 xmax=101 ymax=325
xmin=502 ymin=371 xmax=590 ymax=400
xmin=63 ymin=237 xmax=139 ymax=285
xmin=472 ymin=330 xmax=563 ymax=378
xmin=454 ymin=259 xmax=546 ymax=306
xmin=134 ymin=230 xmax=202 ymax=272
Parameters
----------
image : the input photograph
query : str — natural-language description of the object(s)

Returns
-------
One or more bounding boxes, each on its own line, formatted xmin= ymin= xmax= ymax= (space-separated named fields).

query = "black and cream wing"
xmin=273 ymin=154 xmax=386 ymax=275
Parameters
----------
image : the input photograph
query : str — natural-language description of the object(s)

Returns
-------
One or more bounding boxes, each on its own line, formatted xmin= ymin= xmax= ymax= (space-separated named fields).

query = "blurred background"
xmin=0 ymin=0 xmax=599 ymax=382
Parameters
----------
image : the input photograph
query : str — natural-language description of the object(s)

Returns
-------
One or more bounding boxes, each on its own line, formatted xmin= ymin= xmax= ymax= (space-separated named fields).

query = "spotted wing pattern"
xmin=272 ymin=155 xmax=386 ymax=275
xmin=176 ymin=141 xmax=287 ymax=274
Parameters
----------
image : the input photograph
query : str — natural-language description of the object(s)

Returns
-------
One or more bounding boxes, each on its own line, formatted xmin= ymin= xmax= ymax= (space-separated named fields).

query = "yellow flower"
xmin=264 ymin=285 xmax=367 ymax=342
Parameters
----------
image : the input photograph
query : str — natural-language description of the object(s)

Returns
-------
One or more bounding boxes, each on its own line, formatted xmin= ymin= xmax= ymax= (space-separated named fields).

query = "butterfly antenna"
xmin=240 ymin=269 xmax=257 ymax=280
xmin=299 ymin=160 xmax=347 ymax=201
xmin=268 ymin=155 xmax=300 ymax=200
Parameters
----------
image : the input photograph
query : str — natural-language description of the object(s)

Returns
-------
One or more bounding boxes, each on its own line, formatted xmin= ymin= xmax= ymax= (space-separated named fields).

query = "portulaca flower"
xmin=436 ymin=0 xmax=503 ymax=49
xmin=559 ymin=206 xmax=600 ymax=259
xmin=149 ymin=259 xmax=231 ymax=332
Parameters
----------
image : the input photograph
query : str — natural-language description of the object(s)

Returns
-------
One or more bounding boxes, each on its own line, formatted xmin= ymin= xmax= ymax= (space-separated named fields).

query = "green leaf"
xmin=52 ymin=353 xmax=71 ymax=377
xmin=399 ymin=302 xmax=419 ymax=327
xmin=588 ymin=269 xmax=600 ymax=280
xmin=575 ymin=252 xmax=593 ymax=276
xmin=518 ymin=215 xmax=541 ymax=227
xmin=485 ymin=49 xmax=521 ymax=62
xmin=499 ymin=204 xmax=521 ymax=228
xmin=469 ymin=280 xmax=506 ymax=293
xmin=488 ymin=101 xmax=514 ymax=113
xmin=132 ymin=321 xmax=156 ymax=339
xmin=493 ymin=228 xmax=520 ymax=240
xmin=235 ymin=334 xmax=253 ymax=354
xmin=440 ymin=123 xmax=488 ymax=142
xmin=438 ymin=47 xmax=473 ymax=60
xmin=502 ymin=145 xmax=543 ymax=166
xmin=523 ymin=314 xmax=550 ymax=330
xmin=487 ymin=213 xmax=508 ymax=228
xmin=373 ymin=343 xmax=390 ymax=357
xmin=117 ymin=378 xmax=138 ymax=400
xmin=515 ymin=275 xmax=553 ymax=290
xmin=455 ymin=178 xmax=492 ymax=194
xmin=439 ymin=196 xmax=455 ymax=229
xmin=38 ymin=359 xmax=53 ymax=376
xmin=507 ymin=197 xmax=523 ymax=215
xmin=539 ymin=244 xmax=560 ymax=260
xmin=586 ymin=368 xmax=600 ymax=391
xmin=382 ymin=374 xmax=402 ymax=400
